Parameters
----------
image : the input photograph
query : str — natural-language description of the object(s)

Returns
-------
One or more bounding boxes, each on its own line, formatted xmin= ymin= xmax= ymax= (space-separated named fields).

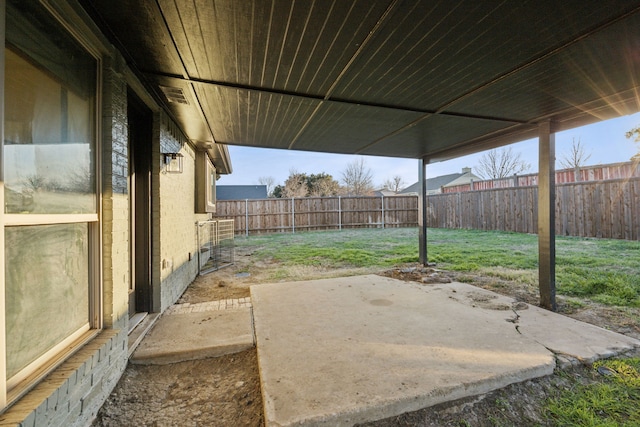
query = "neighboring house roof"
xmin=372 ymin=189 xmax=399 ymax=197
xmin=217 ymin=185 xmax=268 ymax=200
xmin=442 ymin=171 xmax=482 ymax=188
xmin=400 ymin=173 xmax=463 ymax=194
xmin=400 ymin=168 xmax=480 ymax=195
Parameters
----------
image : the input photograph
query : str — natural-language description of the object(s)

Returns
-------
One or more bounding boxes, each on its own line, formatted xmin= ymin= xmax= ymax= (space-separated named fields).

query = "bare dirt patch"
xmin=93 ymin=257 xmax=639 ymax=427
xmin=92 ymin=349 xmax=262 ymax=427
xmin=176 ymin=244 xmax=383 ymax=304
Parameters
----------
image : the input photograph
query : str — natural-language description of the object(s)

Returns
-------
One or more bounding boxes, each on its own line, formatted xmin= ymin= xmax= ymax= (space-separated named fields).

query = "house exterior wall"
xmin=0 ymin=1 xmax=220 ymax=425
xmin=0 ymin=330 xmax=127 ymax=427
xmin=102 ymin=54 xmax=130 ymax=331
xmin=157 ymin=117 xmax=210 ymax=312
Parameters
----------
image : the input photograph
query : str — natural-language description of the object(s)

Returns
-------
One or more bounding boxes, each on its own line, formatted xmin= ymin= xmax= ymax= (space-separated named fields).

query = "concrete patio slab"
xmin=251 ymin=275 xmax=640 ymax=427
xmin=131 ymin=303 xmax=254 ymax=365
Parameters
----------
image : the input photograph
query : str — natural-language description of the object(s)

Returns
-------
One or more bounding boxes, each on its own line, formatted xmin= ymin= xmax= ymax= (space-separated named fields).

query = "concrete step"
xmin=131 ymin=301 xmax=254 ymax=365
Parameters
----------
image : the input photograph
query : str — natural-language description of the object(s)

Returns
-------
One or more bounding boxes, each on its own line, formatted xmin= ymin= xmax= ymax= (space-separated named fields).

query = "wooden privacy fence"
xmin=444 ymin=161 xmax=640 ymax=193
xmin=216 ymin=196 xmax=419 ymax=235
xmin=217 ymin=178 xmax=639 ymax=240
xmin=427 ymin=177 xmax=640 ymax=240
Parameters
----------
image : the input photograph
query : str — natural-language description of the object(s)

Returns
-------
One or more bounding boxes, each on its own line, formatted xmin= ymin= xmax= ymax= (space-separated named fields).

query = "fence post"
xmin=245 ymin=199 xmax=249 ymax=237
xmin=291 ymin=198 xmax=295 ymax=234
xmin=338 ymin=196 xmax=342 ymax=230
xmin=457 ymin=192 xmax=462 ymax=229
xmin=381 ymin=195 xmax=385 ymax=228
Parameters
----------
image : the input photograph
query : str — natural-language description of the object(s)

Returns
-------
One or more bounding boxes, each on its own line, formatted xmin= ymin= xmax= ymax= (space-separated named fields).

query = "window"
xmin=2 ymin=1 xmax=100 ymax=407
xmin=4 ymin=49 xmax=96 ymax=214
xmin=195 ymin=151 xmax=217 ymax=214
xmin=5 ymin=224 xmax=90 ymax=383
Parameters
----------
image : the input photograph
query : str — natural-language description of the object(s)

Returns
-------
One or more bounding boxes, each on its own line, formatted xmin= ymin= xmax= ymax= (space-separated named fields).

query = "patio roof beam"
xmin=538 ymin=121 xmax=557 ymax=311
xmin=144 ymin=71 xmax=530 ymax=127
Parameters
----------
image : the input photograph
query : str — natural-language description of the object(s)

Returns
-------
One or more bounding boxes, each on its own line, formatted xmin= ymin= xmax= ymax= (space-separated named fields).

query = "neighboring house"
xmin=372 ymin=189 xmax=399 ymax=197
xmin=443 ymin=161 xmax=640 ymax=193
xmin=401 ymin=167 xmax=481 ymax=195
xmin=0 ymin=2 xmax=231 ymax=425
xmin=217 ymin=185 xmax=268 ymax=200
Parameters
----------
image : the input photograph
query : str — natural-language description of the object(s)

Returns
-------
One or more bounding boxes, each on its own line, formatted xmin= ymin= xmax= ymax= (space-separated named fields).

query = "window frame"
xmin=0 ymin=0 xmax=103 ymax=409
xmin=195 ymin=151 xmax=217 ymax=214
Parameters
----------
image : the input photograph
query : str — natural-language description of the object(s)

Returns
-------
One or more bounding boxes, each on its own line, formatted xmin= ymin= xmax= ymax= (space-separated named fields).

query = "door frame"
xmin=127 ymin=88 xmax=153 ymax=321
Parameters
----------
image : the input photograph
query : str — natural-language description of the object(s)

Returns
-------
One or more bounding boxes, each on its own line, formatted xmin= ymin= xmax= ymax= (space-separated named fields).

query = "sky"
xmin=217 ymin=112 xmax=640 ymax=190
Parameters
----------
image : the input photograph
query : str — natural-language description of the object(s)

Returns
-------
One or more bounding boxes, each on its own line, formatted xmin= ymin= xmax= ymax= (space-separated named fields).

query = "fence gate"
xmin=196 ymin=219 xmax=235 ymax=275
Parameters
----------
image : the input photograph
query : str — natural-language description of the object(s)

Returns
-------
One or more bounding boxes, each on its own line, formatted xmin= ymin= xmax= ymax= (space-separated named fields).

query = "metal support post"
xmin=419 ymin=158 xmax=428 ymax=265
xmin=538 ymin=121 xmax=557 ymax=311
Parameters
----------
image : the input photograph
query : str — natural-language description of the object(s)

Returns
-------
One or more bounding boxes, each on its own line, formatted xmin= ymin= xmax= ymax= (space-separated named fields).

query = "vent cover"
xmin=160 ymin=85 xmax=189 ymax=105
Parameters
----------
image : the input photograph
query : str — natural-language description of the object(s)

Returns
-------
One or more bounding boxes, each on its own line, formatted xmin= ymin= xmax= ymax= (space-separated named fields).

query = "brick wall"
xmin=101 ymin=53 xmax=130 ymax=330
xmin=157 ymin=116 xmax=209 ymax=311
xmin=0 ymin=331 xmax=127 ymax=427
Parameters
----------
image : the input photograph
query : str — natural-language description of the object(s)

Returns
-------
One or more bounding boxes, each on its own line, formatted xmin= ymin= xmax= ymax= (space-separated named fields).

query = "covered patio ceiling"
xmin=81 ymin=1 xmax=640 ymax=174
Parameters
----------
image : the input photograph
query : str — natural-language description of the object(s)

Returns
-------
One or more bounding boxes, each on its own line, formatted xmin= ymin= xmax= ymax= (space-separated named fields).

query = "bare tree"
xmin=66 ymin=166 xmax=94 ymax=193
xmin=474 ymin=147 xmax=531 ymax=180
xmin=258 ymin=176 xmax=276 ymax=197
xmin=22 ymin=174 xmax=47 ymax=192
xmin=382 ymin=175 xmax=405 ymax=193
xmin=625 ymin=125 xmax=640 ymax=162
xmin=559 ymin=137 xmax=591 ymax=169
xmin=341 ymin=158 xmax=374 ymax=196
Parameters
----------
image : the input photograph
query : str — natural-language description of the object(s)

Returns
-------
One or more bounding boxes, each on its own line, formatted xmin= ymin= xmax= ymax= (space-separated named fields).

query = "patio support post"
xmin=419 ymin=157 xmax=428 ymax=265
xmin=538 ymin=121 xmax=557 ymax=311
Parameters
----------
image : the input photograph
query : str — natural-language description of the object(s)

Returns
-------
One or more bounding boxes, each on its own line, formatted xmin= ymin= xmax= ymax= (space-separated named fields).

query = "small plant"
xmin=494 ymin=397 xmax=509 ymax=410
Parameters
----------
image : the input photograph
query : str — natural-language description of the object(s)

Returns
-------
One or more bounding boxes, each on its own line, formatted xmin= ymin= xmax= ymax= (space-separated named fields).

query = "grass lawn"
xmin=237 ymin=227 xmax=640 ymax=307
xmin=545 ymin=357 xmax=640 ymax=426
